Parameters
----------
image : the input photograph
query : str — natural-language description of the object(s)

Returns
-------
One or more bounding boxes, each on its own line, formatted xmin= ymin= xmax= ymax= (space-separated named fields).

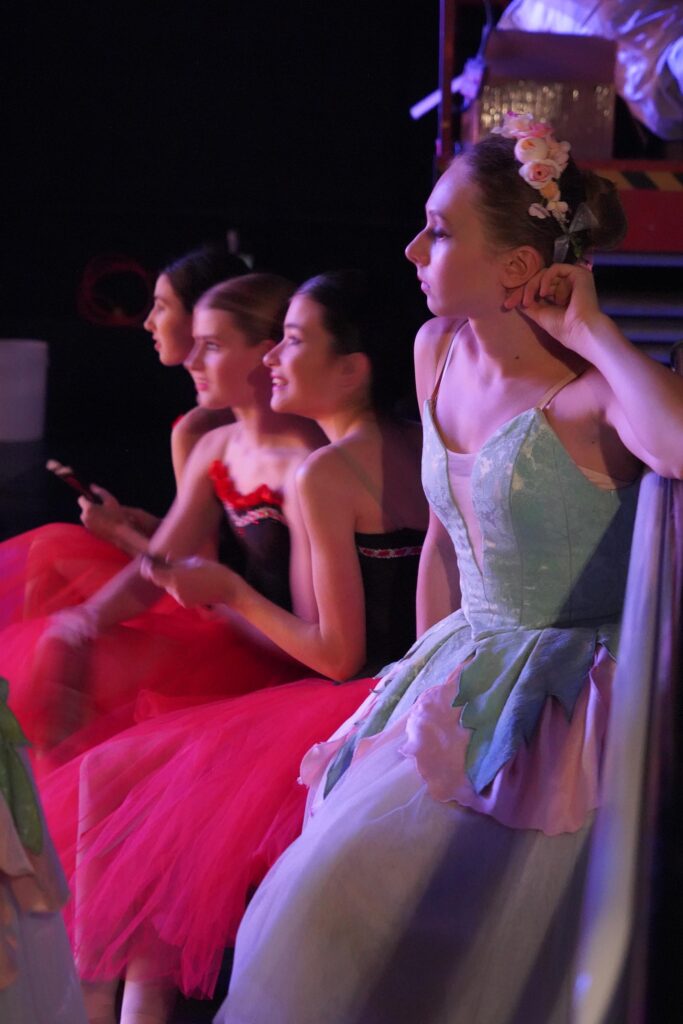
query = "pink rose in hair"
xmin=518 ymin=160 xmax=560 ymax=188
xmin=496 ymin=112 xmax=552 ymax=139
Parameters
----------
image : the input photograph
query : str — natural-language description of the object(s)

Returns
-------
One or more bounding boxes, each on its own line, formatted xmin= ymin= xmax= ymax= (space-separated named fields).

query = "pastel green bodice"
xmin=426 ymin=403 xmax=636 ymax=635
xmin=324 ymin=397 xmax=640 ymax=798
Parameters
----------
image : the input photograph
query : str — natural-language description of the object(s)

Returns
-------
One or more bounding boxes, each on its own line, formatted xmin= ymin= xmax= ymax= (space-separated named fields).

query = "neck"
xmin=316 ymin=399 xmax=377 ymax=444
xmin=465 ymin=307 xmax=576 ymax=380
xmin=231 ymin=400 xmax=302 ymax=443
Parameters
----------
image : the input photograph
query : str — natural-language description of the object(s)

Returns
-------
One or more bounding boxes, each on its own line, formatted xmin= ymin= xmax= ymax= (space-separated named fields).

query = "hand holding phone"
xmin=46 ymin=459 xmax=103 ymax=504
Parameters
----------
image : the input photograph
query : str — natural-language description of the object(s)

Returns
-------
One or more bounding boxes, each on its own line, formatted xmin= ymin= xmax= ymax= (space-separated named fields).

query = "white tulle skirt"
xmin=217 ymin=713 xmax=592 ymax=1024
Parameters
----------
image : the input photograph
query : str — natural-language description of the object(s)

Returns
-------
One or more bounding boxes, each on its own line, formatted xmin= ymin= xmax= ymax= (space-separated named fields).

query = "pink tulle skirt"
xmin=45 ymin=677 xmax=376 ymax=998
xmin=0 ymin=525 xmax=306 ymax=769
xmin=0 ymin=524 xmax=129 ymax=627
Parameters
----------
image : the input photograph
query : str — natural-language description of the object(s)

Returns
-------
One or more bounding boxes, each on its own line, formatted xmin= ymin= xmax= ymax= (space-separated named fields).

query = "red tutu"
xmin=0 ymin=489 xmax=305 ymax=768
xmin=3 ymin=605 xmax=306 ymax=772
xmin=0 ymin=524 xmax=129 ymax=627
xmin=51 ymin=676 xmax=376 ymax=997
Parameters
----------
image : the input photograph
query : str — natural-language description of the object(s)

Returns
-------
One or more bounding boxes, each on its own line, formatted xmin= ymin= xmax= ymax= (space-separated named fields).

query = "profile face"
xmin=405 ymin=160 xmax=506 ymax=320
xmin=264 ymin=294 xmax=340 ymax=418
xmin=186 ymin=306 xmax=272 ymax=410
xmin=143 ymin=274 xmax=193 ymax=366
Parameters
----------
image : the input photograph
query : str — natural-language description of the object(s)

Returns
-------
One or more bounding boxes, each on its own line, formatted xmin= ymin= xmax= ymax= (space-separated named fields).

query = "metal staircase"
xmin=594 ymin=251 xmax=683 ymax=364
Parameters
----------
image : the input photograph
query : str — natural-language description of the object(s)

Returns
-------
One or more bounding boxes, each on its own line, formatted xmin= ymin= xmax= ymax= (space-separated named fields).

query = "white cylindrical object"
xmin=0 ymin=339 xmax=49 ymax=441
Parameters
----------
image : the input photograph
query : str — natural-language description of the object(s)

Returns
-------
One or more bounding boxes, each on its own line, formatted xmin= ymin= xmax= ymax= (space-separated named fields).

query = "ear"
xmin=338 ymin=351 xmax=372 ymax=391
xmin=498 ymin=246 xmax=545 ymax=288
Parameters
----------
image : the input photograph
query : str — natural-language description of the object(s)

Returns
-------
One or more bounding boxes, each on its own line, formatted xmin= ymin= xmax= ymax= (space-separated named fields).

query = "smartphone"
xmin=45 ymin=459 xmax=103 ymax=504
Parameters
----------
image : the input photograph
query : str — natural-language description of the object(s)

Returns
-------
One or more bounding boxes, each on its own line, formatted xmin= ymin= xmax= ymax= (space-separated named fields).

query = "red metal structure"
xmin=435 ymin=0 xmax=683 ymax=254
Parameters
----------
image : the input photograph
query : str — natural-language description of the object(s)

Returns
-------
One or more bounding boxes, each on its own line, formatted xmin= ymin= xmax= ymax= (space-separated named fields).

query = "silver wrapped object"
xmin=498 ymin=0 xmax=683 ymax=141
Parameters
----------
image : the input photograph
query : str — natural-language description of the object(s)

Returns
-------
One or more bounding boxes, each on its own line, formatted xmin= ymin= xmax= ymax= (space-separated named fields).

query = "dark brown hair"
xmin=462 ymin=133 xmax=627 ymax=264
xmin=162 ymin=244 xmax=249 ymax=312
xmin=196 ymin=273 xmax=296 ymax=347
xmin=295 ymin=269 xmax=408 ymax=415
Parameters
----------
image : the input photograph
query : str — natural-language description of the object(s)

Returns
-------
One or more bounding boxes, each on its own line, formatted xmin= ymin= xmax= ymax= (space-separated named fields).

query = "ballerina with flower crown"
xmin=217 ymin=114 xmax=683 ymax=1024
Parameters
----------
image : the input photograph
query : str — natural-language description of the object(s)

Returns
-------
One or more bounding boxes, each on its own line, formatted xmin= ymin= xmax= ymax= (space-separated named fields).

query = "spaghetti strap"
xmin=430 ymin=325 xmax=463 ymax=404
xmin=333 ymin=445 xmax=403 ymax=533
xmin=536 ymin=369 xmax=583 ymax=410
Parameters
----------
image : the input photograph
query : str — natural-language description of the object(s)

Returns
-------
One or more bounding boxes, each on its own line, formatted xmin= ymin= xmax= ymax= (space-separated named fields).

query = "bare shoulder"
xmin=414 ymin=316 xmax=463 ymax=407
xmin=295 ymin=443 xmax=360 ymax=511
xmin=578 ymin=364 xmax=615 ymax=418
xmin=186 ymin=421 xmax=239 ymax=467
xmin=296 ymin=443 xmax=343 ymax=488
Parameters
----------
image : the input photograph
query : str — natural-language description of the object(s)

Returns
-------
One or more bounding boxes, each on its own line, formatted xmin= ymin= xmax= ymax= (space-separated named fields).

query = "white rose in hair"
xmin=514 ymin=136 xmax=549 ymax=163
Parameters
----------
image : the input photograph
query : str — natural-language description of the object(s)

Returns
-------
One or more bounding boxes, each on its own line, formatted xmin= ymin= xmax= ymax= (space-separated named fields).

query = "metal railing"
xmin=572 ymin=342 xmax=683 ymax=1023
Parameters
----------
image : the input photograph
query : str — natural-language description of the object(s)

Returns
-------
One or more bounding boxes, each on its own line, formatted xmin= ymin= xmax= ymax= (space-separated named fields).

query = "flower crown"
xmin=492 ymin=111 xmax=597 ymax=263
xmin=492 ymin=111 xmax=571 ymax=224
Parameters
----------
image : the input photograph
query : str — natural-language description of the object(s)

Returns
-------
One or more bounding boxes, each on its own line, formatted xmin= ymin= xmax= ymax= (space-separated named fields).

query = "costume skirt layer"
xmin=0 ymin=524 xmax=129 ymax=628
xmin=1 ymin=524 xmax=306 ymax=767
xmin=1 ymin=745 xmax=86 ymax=1023
xmin=58 ymin=676 xmax=375 ymax=998
xmin=219 ymin=628 xmax=616 ymax=1021
xmin=304 ymin=643 xmax=614 ymax=836
xmin=3 ymin=611 xmax=307 ymax=772
xmin=219 ymin=716 xmax=593 ymax=1024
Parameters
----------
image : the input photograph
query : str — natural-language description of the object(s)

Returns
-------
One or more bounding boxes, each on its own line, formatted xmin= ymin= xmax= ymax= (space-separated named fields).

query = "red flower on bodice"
xmin=209 ymin=460 xmax=284 ymax=510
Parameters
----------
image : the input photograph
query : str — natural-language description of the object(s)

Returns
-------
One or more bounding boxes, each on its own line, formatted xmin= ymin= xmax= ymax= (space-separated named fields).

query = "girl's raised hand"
xmin=140 ymin=555 xmax=240 ymax=609
xmin=504 ymin=263 xmax=605 ymax=360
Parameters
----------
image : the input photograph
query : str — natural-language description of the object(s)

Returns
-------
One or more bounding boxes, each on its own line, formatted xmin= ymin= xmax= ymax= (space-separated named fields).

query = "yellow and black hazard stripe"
xmin=594 ymin=169 xmax=683 ymax=191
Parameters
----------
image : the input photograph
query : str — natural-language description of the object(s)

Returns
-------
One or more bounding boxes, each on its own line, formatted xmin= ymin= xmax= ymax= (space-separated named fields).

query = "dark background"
xmin=1 ymin=1 xmax=465 ymax=535
xmin=0 ymin=1 xmax=666 ymax=539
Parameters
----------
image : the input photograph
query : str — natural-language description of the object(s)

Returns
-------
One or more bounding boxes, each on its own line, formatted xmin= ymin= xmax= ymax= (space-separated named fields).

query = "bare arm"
xmin=416 ymin=508 xmax=462 ymax=634
xmin=508 ymin=264 xmax=683 ymax=478
xmin=413 ymin=317 xmax=462 ymax=634
xmin=79 ymin=486 xmax=161 ymax=549
xmin=145 ymin=449 xmax=368 ymax=680
xmin=170 ymin=406 xmax=235 ymax=486
xmin=81 ymin=430 xmax=225 ymax=631
xmin=588 ymin=317 xmax=683 ymax=478
xmin=80 ymin=409 xmax=235 ymax=553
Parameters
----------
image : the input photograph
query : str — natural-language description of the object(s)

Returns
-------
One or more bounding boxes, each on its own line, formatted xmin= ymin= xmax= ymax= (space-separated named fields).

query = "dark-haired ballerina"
xmin=217 ymin=115 xmax=683 ymax=1024
xmin=0 ymin=243 xmax=248 ymax=631
xmin=2 ymin=273 xmax=324 ymax=772
xmin=80 ymin=242 xmax=249 ymax=551
xmin=62 ymin=270 xmax=427 ymax=1024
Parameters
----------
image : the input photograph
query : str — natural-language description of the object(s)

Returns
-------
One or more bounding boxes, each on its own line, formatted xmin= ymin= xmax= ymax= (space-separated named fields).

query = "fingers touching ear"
xmin=499 ymin=246 xmax=545 ymax=289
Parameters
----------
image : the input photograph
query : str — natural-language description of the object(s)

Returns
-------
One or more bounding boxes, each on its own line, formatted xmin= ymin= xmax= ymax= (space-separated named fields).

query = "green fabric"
xmin=325 ymin=405 xmax=639 ymax=797
xmin=0 ymin=677 xmax=43 ymax=855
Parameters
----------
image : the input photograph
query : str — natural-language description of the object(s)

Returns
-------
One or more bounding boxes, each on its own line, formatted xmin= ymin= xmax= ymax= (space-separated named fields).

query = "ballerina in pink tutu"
xmin=56 ymin=270 xmax=427 ymax=1024
xmin=0 ymin=243 xmax=247 ymax=630
xmin=2 ymin=272 xmax=324 ymax=775
xmin=79 ymin=242 xmax=249 ymax=554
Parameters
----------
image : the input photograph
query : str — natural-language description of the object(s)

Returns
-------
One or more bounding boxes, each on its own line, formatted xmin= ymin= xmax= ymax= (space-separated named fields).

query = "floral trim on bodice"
xmin=356 ymin=544 xmax=423 ymax=559
xmin=209 ymin=460 xmax=286 ymax=535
